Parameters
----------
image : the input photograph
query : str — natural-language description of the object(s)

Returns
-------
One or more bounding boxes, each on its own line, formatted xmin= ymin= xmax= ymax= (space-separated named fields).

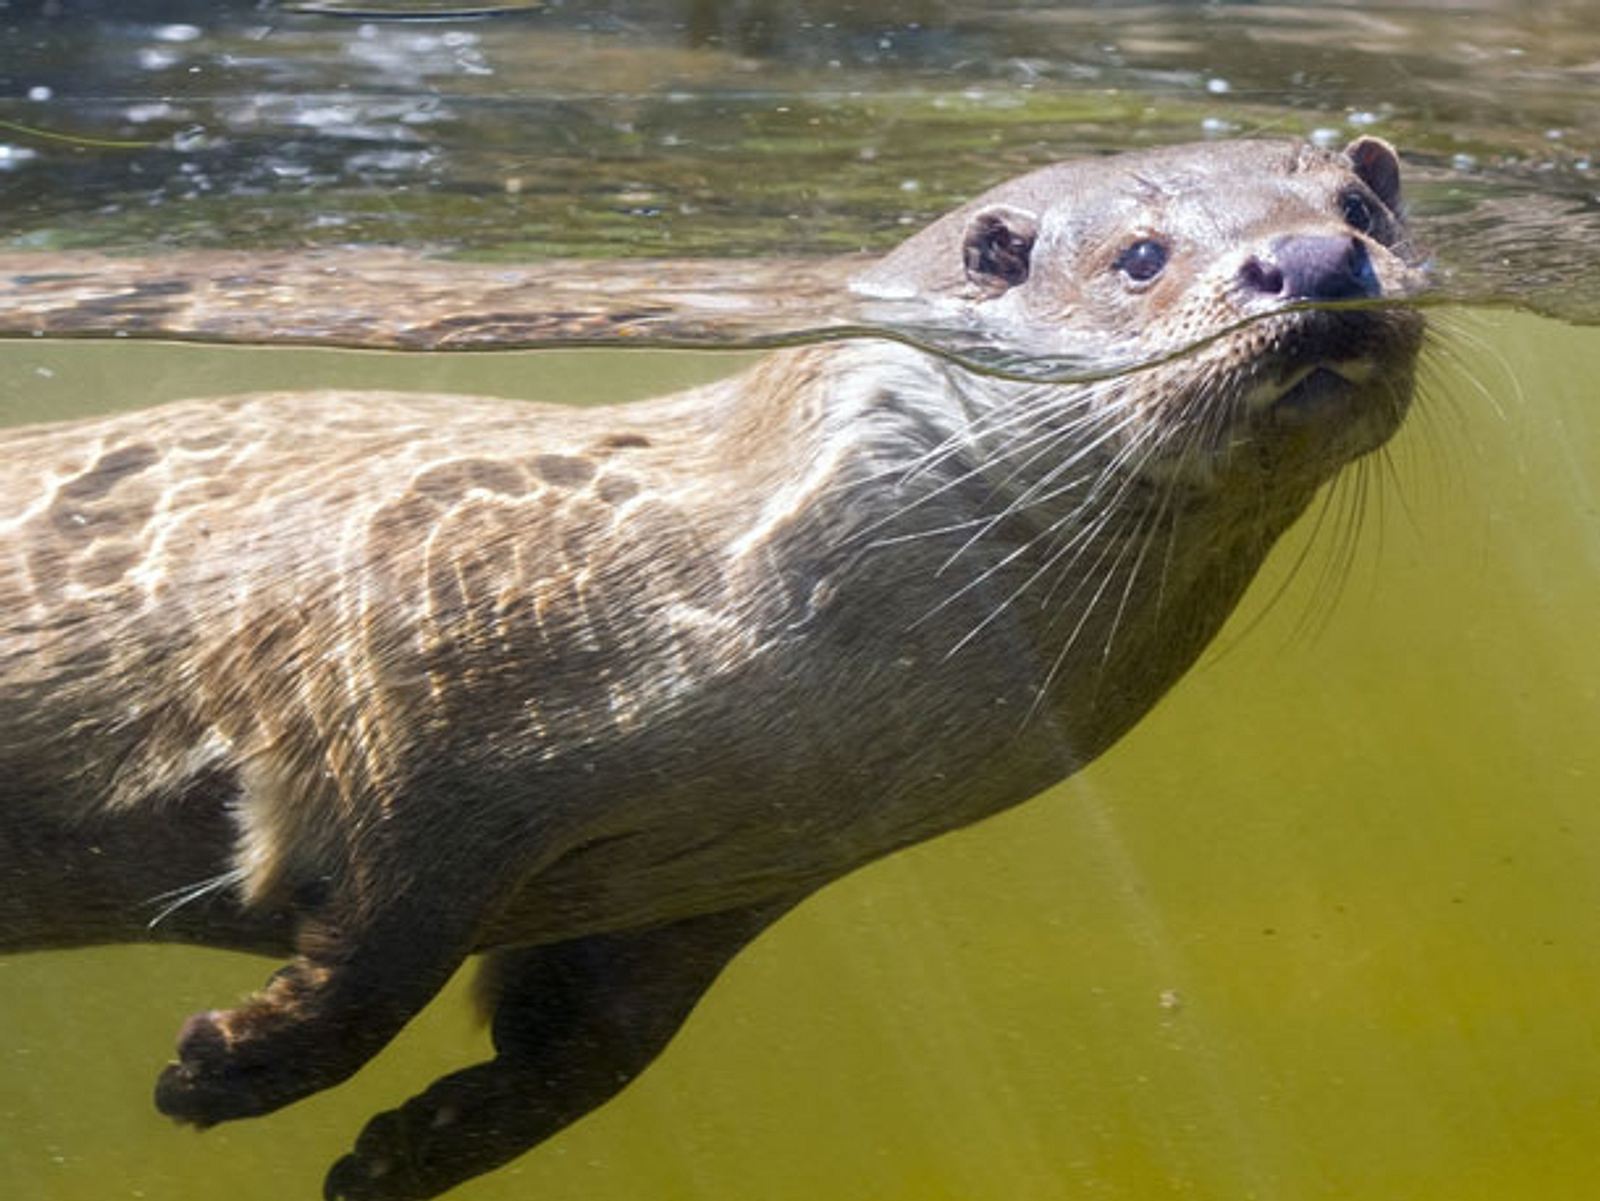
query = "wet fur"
xmin=0 ymin=138 xmax=1424 ymax=1199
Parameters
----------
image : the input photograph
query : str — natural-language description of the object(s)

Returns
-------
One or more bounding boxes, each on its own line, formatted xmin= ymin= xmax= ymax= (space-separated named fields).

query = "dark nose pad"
xmin=1238 ymin=234 xmax=1379 ymax=301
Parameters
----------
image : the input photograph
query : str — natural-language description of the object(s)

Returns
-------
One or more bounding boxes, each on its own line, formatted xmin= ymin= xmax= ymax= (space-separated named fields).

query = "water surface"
xmin=3 ymin=1 xmax=1599 ymax=322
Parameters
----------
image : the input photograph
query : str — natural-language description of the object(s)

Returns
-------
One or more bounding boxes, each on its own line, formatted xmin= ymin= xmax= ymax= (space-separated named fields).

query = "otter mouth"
xmin=1235 ymin=356 xmax=1388 ymax=431
xmin=1268 ymin=360 xmax=1373 ymax=425
xmin=1235 ymin=302 xmax=1421 ymax=425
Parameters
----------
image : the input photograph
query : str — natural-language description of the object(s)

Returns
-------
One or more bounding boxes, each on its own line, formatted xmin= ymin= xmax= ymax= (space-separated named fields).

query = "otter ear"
xmin=1345 ymin=136 xmax=1402 ymax=212
xmin=962 ymin=203 xmax=1039 ymax=294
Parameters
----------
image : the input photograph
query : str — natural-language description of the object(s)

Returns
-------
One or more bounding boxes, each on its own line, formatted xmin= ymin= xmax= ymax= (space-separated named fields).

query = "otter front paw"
xmin=154 ymin=1007 xmax=327 ymax=1125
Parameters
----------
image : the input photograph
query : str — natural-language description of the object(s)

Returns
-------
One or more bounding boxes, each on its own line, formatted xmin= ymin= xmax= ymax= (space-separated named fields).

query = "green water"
xmin=2 ymin=311 xmax=1598 ymax=1200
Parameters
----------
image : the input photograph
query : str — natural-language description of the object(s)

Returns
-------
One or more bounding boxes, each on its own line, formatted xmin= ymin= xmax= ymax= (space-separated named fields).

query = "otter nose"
xmin=1238 ymin=234 xmax=1379 ymax=301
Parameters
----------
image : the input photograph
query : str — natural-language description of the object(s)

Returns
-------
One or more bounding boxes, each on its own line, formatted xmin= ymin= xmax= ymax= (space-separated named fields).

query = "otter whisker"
xmin=1218 ymin=474 xmax=1342 ymax=653
xmin=934 ymin=405 xmax=1145 ymax=574
xmin=949 ymin=419 xmax=1178 ymax=664
xmin=1405 ymin=364 xmax=1468 ymax=499
xmin=1032 ymin=410 xmax=1232 ymax=705
xmin=1428 ymin=312 xmax=1519 ymax=422
xmin=927 ymin=410 xmax=1170 ymax=645
xmin=144 ymin=866 xmax=249 ymax=930
xmin=1081 ymin=485 xmax=1180 ymax=673
xmin=1024 ymin=510 xmax=1155 ymax=718
xmin=1372 ymin=399 xmax=1422 ymax=539
xmin=850 ymin=384 xmax=1122 ymax=544
xmin=1289 ymin=456 xmax=1371 ymax=643
xmin=888 ymin=378 xmax=1070 ymax=485
xmin=923 ymin=381 xmax=1125 ymax=487
xmin=856 ymin=385 xmax=1137 ymax=562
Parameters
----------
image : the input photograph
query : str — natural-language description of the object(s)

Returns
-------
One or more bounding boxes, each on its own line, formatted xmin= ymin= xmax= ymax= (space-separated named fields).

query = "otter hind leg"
xmin=322 ymin=898 xmax=796 ymax=1201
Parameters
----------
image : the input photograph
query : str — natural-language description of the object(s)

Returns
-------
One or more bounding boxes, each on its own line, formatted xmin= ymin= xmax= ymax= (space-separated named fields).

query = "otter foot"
xmin=323 ymin=1065 xmax=531 ymax=1201
xmin=155 ymin=1005 xmax=335 ymax=1125
xmin=324 ymin=901 xmax=795 ymax=1199
xmin=155 ymin=896 xmax=482 ymax=1127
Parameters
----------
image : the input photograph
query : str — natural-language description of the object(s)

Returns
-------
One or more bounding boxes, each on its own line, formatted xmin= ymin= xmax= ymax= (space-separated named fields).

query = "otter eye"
xmin=1341 ymin=190 xmax=1376 ymax=234
xmin=1114 ymin=238 xmax=1169 ymax=283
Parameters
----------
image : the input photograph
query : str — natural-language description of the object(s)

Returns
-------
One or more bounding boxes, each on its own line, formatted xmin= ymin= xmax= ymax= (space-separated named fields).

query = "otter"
xmin=0 ymin=137 xmax=1424 ymax=1200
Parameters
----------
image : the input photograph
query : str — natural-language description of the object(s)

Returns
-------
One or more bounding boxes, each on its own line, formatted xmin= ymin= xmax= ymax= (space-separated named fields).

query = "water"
xmin=3 ymin=1 xmax=1600 ymax=323
xmin=2 ymin=4 xmax=1600 ymax=1201
xmin=3 ymin=314 xmax=1598 ymax=1199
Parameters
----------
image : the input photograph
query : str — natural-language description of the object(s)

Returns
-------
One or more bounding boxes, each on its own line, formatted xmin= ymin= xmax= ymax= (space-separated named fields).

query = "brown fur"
xmin=0 ymin=138 xmax=1424 ymax=1200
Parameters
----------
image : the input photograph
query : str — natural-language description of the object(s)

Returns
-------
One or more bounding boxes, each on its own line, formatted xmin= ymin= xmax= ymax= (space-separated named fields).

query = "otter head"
xmin=856 ymin=138 xmax=1427 ymax=493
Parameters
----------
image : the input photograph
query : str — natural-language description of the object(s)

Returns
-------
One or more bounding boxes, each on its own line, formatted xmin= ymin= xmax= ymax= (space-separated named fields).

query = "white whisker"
xmin=144 ymin=867 xmax=248 ymax=930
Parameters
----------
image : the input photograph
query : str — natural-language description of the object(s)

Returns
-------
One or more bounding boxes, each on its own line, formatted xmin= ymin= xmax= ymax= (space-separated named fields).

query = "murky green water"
xmin=3 ymin=2 xmax=1600 ymax=1200
xmin=3 ymin=311 xmax=1599 ymax=1200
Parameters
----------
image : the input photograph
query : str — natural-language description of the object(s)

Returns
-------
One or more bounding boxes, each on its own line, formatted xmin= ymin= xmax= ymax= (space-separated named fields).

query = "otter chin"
xmin=0 ymin=137 xmax=1424 ymax=1200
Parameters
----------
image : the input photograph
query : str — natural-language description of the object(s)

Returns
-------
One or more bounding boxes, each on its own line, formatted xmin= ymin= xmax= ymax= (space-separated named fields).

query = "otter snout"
xmin=1239 ymin=234 xmax=1379 ymax=302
